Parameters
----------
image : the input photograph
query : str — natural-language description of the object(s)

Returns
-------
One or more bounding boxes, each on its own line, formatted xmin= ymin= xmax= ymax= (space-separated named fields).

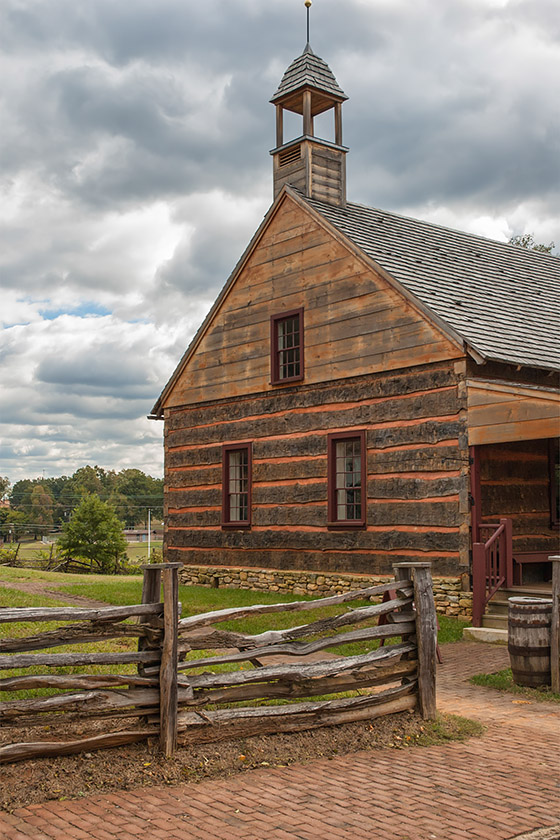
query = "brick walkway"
xmin=1 ymin=642 xmax=559 ymax=840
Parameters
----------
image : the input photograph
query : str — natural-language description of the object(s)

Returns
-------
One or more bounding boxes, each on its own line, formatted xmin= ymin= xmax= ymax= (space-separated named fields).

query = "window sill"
xmin=221 ymin=523 xmax=252 ymax=530
xmin=327 ymin=521 xmax=367 ymax=530
xmin=270 ymin=374 xmax=304 ymax=386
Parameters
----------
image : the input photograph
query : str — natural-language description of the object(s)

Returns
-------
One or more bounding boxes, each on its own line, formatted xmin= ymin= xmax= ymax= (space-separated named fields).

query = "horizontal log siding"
xmin=479 ymin=439 xmax=558 ymax=554
xmin=165 ymin=198 xmax=462 ymax=408
xmin=164 ymin=361 xmax=470 ymax=575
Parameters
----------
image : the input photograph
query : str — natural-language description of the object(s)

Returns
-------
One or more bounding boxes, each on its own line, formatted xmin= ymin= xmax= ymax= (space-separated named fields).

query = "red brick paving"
xmin=1 ymin=642 xmax=559 ymax=839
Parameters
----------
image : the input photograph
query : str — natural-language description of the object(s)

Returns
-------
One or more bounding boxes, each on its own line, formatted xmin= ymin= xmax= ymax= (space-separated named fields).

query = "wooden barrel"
xmin=508 ymin=597 xmax=552 ymax=687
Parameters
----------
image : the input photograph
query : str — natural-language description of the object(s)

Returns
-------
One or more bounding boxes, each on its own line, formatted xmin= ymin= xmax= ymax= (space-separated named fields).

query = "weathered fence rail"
xmin=0 ymin=561 xmax=437 ymax=763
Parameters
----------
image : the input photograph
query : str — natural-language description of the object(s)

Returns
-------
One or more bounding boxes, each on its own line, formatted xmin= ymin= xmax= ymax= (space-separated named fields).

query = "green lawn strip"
xmin=470 ymin=668 xmax=560 ymax=703
xmin=405 ymin=713 xmax=485 ymax=746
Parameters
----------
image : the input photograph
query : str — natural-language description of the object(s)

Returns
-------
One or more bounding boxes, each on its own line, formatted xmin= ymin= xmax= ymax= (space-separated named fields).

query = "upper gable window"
xmin=271 ymin=308 xmax=304 ymax=384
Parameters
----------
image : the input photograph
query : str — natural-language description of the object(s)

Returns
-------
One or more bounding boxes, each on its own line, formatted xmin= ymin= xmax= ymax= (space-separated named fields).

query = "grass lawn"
xmin=1 ymin=540 xmax=162 ymax=568
xmin=470 ymin=668 xmax=560 ymax=703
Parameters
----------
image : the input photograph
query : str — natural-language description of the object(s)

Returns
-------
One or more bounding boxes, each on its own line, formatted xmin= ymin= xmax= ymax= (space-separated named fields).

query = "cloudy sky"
xmin=1 ymin=0 xmax=558 ymax=485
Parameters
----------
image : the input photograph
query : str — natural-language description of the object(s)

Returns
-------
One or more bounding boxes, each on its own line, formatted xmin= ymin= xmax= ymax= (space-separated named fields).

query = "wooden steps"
xmin=482 ymin=584 xmax=553 ymax=630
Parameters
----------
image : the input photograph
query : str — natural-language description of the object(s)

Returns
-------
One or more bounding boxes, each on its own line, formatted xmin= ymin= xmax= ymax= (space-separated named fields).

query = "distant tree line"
xmin=0 ymin=466 xmax=163 ymax=540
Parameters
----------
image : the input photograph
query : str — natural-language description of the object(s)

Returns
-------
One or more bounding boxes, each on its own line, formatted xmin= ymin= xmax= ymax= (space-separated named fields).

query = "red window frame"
xmin=270 ymin=308 xmax=304 ymax=385
xmin=550 ymin=438 xmax=559 ymax=529
xmin=327 ymin=430 xmax=367 ymax=528
xmin=222 ymin=443 xmax=252 ymax=528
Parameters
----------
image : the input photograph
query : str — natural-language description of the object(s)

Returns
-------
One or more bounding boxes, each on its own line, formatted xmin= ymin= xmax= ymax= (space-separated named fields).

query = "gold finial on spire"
xmin=305 ymin=0 xmax=312 ymax=44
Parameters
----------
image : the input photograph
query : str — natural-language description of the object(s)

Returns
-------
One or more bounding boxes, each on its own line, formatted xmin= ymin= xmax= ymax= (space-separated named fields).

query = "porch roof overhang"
xmin=467 ymin=378 xmax=560 ymax=445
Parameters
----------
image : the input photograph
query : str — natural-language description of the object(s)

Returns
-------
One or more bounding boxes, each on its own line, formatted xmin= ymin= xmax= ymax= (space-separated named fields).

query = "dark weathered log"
xmin=178 ymin=581 xmax=412 ymax=631
xmin=180 ymin=641 xmax=415 ymax=688
xmin=179 ymin=594 xmax=413 ymax=653
xmin=0 ymin=673 xmax=158 ymax=692
xmin=0 ymin=650 xmax=161 ymax=671
xmin=1 ymin=684 xmax=193 ymax=721
xmin=175 ymin=688 xmax=417 ymax=745
xmin=0 ymin=729 xmax=157 ymax=764
xmin=401 ymin=562 xmax=437 ymax=720
xmin=0 ymin=621 xmax=161 ymax=654
xmin=166 ymin=363 xmax=457 ymax=432
xmin=182 ymin=659 xmax=418 ymax=708
xmin=159 ymin=564 xmax=180 ymax=757
xmin=0 ymin=603 xmax=163 ymax=625
xmin=178 ymin=622 xmax=414 ymax=671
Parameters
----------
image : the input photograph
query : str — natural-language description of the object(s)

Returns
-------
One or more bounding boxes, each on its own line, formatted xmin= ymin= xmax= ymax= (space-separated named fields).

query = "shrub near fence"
xmin=0 ymin=562 xmax=437 ymax=763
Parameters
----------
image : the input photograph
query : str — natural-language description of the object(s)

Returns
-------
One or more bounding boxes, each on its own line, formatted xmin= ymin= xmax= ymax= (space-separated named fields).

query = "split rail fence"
xmin=0 ymin=561 xmax=438 ymax=764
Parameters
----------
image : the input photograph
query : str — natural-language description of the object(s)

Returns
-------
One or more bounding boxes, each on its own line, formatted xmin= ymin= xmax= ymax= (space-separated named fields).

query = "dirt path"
xmin=0 ymin=577 xmax=110 ymax=609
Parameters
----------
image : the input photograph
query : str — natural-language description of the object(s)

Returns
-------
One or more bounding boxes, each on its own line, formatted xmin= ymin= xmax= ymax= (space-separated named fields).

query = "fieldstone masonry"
xmin=178 ymin=564 xmax=473 ymax=619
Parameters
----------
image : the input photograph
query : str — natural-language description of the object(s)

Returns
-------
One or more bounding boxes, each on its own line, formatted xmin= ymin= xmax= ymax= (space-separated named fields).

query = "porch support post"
xmin=472 ymin=542 xmax=486 ymax=628
xmin=551 ymin=556 xmax=560 ymax=694
xmin=503 ymin=517 xmax=513 ymax=588
xmin=469 ymin=445 xmax=481 ymax=544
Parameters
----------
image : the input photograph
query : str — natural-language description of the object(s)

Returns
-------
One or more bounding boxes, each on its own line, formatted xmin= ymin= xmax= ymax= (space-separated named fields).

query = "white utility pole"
xmin=147 ymin=509 xmax=151 ymax=559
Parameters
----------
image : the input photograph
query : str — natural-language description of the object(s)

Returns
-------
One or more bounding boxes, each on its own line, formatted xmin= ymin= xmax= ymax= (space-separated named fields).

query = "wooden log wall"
xmin=165 ymin=360 xmax=471 ymax=576
xmin=478 ymin=439 xmax=558 ymax=555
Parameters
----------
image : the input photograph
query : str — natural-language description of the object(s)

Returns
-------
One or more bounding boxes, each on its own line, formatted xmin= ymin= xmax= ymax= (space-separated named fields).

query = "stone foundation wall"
xmin=178 ymin=564 xmax=473 ymax=619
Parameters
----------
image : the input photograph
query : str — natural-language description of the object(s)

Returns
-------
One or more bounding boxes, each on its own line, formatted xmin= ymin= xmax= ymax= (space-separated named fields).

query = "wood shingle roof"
xmin=270 ymin=43 xmax=347 ymax=106
xmin=302 ymin=192 xmax=560 ymax=372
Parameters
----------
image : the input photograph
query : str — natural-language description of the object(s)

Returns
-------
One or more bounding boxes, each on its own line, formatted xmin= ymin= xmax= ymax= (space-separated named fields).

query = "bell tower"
xmin=270 ymin=7 xmax=348 ymax=207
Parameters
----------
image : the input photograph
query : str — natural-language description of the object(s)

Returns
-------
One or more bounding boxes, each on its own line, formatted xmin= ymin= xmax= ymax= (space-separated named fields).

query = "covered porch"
xmin=467 ymin=378 xmax=559 ymax=626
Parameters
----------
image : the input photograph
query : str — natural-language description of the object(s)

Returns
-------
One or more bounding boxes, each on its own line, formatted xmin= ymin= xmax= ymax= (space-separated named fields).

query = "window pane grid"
xmin=333 ymin=438 xmax=363 ymax=522
xmin=226 ymin=449 xmax=249 ymax=523
xmin=274 ymin=313 xmax=301 ymax=381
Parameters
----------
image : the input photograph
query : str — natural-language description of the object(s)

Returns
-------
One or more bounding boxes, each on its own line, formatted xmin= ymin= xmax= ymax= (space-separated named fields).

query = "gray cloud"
xmin=0 ymin=0 xmax=558 ymax=483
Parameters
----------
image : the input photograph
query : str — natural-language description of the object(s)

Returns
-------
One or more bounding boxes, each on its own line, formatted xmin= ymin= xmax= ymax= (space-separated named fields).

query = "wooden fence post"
xmin=138 ymin=565 xmax=162 ymax=676
xmin=550 ymin=556 xmax=560 ymax=694
xmin=159 ymin=563 xmax=182 ymax=758
xmin=394 ymin=561 xmax=437 ymax=720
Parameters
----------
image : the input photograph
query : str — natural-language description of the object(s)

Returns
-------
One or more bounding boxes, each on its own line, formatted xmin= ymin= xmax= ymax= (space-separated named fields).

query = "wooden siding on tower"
xmin=164 ymin=196 xmax=462 ymax=410
xmin=164 ymin=360 xmax=471 ymax=576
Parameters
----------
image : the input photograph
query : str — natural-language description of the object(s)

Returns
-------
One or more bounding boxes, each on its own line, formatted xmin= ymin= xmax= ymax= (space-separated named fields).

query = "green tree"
xmin=111 ymin=469 xmax=163 ymax=527
xmin=29 ymin=484 xmax=55 ymax=535
xmin=509 ymin=233 xmax=556 ymax=254
xmin=58 ymin=494 xmax=128 ymax=573
xmin=0 ymin=476 xmax=10 ymax=499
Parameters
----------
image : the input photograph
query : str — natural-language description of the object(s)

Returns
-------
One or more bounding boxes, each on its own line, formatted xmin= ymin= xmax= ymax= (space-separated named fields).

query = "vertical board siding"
xmin=479 ymin=439 xmax=558 ymax=554
xmin=164 ymin=361 xmax=470 ymax=576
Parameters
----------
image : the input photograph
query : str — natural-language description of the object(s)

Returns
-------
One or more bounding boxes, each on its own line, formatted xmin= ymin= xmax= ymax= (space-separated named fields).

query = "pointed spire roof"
xmin=271 ymin=43 xmax=347 ymax=112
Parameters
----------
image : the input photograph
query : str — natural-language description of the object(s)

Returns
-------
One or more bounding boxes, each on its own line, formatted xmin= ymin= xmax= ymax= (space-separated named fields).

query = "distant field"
xmin=3 ymin=539 xmax=163 ymax=566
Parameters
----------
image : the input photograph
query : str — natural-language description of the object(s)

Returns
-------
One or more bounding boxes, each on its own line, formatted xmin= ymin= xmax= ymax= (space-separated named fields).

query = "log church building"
xmin=150 ymin=37 xmax=560 ymax=626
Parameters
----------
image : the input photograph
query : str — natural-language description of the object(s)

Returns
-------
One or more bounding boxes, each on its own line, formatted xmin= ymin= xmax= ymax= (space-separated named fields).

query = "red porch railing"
xmin=472 ymin=517 xmax=513 ymax=627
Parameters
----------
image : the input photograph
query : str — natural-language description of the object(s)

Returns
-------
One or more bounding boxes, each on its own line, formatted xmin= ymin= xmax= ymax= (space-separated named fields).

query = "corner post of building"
xmin=394 ymin=561 xmax=437 ymax=720
xmin=550 ymin=556 xmax=560 ymax=694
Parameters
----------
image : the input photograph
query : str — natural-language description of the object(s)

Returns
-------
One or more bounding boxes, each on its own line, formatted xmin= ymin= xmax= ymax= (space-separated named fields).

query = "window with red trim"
xmin=222 ymin=444 xmax=252 ymax=527
xmin=328 ymin=431 xmax=366 ymax=527
xmin=271 ymin=309 xmax=304 ymax=384
xmin=550 ymin=438 xmax=559 ymax=528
